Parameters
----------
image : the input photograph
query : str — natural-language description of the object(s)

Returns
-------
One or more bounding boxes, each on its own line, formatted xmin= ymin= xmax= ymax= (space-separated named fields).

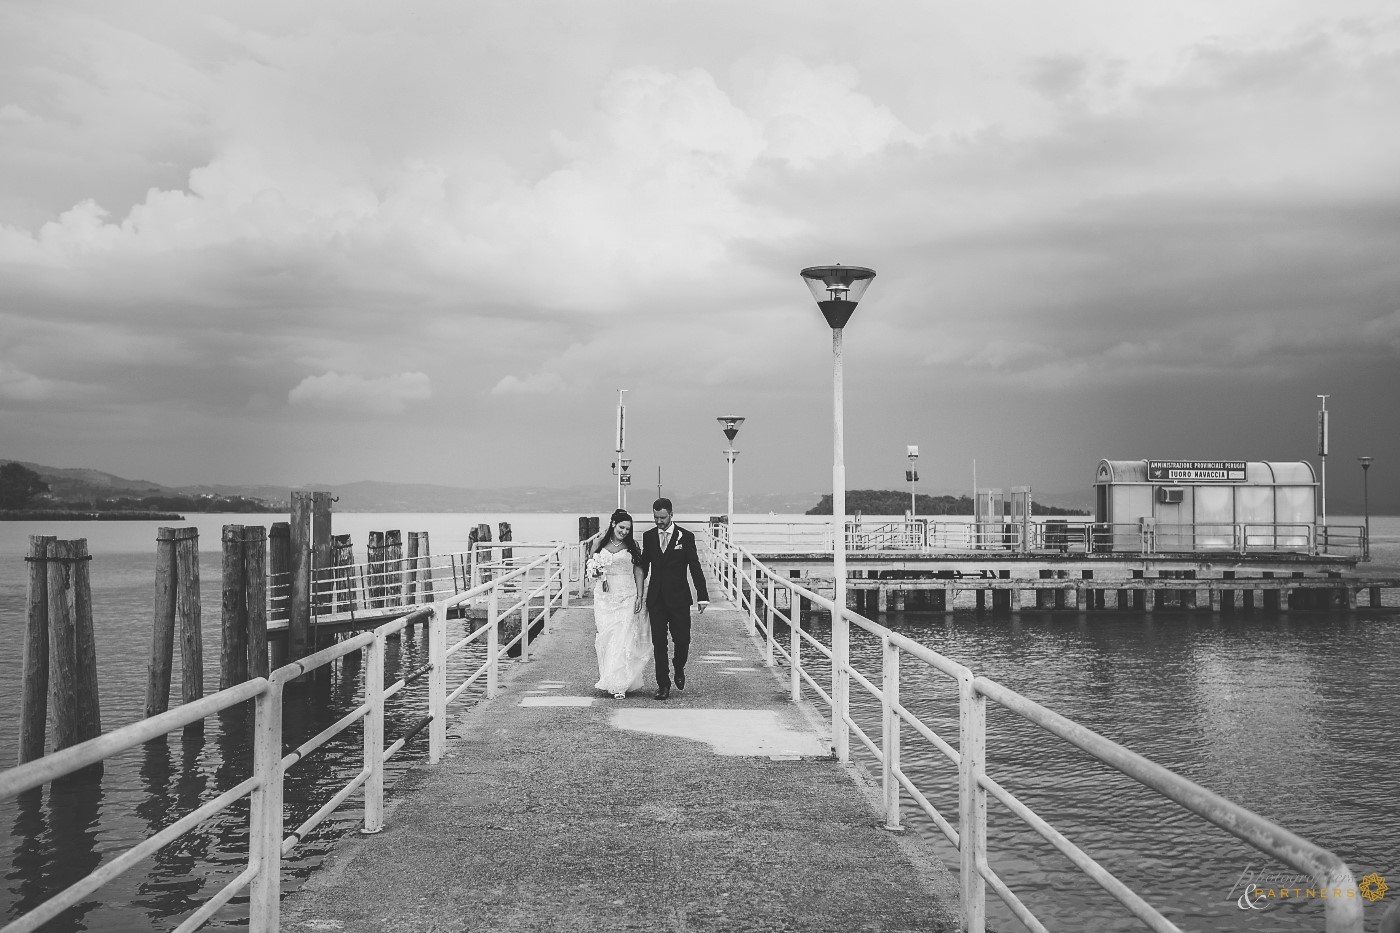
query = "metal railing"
xmin=0 ymin=541 xmax=591 ymax=933
xmin=705 ymin=529 xmax=1365 ymax=933
xmin=721 ymin=519 xmax=1367 ymax=559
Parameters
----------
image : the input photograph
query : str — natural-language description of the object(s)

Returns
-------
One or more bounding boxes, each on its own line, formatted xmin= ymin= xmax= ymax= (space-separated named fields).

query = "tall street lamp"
xmin=800 ymin=263 xmax=876 ymax=764
xmin=1317 ymin=394 xmax=1329 ymax=527
xmin=1359 ymin=456 xmax=1372 ymax=560
xmin=718 ymin=416 xmax=745 ymax=522
xmin=906 ymin=445 xmax=920 ymax=519
xmin=614 ymin=389 xmax=629 ymax=509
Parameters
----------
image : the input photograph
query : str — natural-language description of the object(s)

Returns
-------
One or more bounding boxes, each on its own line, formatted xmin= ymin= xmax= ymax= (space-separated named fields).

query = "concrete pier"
xmin=283 ymin=600 xmax=958 ymax=932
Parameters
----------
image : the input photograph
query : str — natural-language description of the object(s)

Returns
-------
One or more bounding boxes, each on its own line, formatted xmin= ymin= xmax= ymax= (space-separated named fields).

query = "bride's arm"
xmin=633 ymin=563 xmax=645 ymax=612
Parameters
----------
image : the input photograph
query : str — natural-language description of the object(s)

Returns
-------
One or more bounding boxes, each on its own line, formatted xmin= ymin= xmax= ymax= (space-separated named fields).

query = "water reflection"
xmin=42 ymin=779 xmax=105 ymax=932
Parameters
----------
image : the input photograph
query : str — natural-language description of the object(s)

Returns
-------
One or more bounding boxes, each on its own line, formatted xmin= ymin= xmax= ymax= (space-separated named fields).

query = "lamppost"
xmin=800 ymin=263 xmax=876 ymax=764
xmin=906 ymin=445 xmax=920 ymax=519
xmin=1359 ymin=456 xmax=1372 ymax=559
xmin=1317 ymin=394 xmax=1329 ymax=527
xmin=718 ymin=416 xmax=745 ymax=522
xmin=613 ymin=389 xmax=628 ymax=508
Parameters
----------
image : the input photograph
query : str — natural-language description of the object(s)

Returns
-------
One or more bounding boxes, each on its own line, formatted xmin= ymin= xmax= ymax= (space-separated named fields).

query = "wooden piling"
xmin=386 ymin=530 xmax=403 ymax=606
xmin=47 ymin=538 xmax=103 ymax=778
xmin=417 ymin=532 xmax=433 ymax=601
xmin=245 ymin=525 xmax=268 ymax=678
xmin=1262 ymin=572 xmax=1280 ymax=610
xmin=147 ymin=528 xmax=179 ymax=718
xmin=269 ymin=522 xmax=291 ymax=621
xmin=221 ymin=525 xmax=250 ymax=689
xmin=311 ymin=491 xmax=332 ymax=614
xmin=579 ymin=517 xmax=591 ymax=542
xmin=499 ymin=522 xmax=513 ymax=562
xmin=19 ymin=535 xmax=54 ymax=765
xmin=175 ymin=527 xmax=203 ymax=730
xmin=368 ymin=531 xmax=386 ymax=607
xmin=404 ymin=531 xmax=419 ymax=607
xmin=331 ymin=534 xmax=353 ymax=613
xmin=289 ymin=492 xmax=313 ymax=661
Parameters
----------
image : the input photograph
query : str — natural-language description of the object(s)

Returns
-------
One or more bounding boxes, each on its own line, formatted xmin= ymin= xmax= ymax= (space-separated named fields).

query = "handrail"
xmin=707 ymin=527 xmax=1365 ymax=933
xmin=718 ymin=518 xmax=1367 ymax=559
xmin=0 ymin=540 xmax=588 ymax=933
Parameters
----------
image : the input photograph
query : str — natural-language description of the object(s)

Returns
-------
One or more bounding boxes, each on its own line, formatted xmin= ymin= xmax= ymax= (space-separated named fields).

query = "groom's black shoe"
xmin=675 ymin=670 xmax=686 ymax=691
xmin=653 ymin=686 xmax=671 ymax=701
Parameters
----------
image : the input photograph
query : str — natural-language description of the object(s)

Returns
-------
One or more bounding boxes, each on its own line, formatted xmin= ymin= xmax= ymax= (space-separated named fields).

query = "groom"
xmin=641 ymin=497 xmax=709 ymax=700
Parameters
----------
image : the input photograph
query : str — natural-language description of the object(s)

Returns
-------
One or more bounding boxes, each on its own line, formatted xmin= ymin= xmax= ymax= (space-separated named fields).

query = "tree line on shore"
xmin=806 ymin=490 xmax=1088 ymax=516
xmin=0 ymin=462 xmax=274 ymax=514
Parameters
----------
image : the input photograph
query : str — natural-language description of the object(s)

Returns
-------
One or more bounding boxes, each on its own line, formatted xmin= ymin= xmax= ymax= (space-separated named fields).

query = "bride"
xmin=588 ymin=509 xmax=652 ymax=699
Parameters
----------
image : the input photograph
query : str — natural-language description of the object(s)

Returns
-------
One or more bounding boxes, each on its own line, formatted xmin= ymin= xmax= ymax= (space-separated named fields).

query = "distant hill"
xmin=0 ymin=460 xmax=819 ymax=514
xmin=806 ymin=490 xmax=1089 ymax=516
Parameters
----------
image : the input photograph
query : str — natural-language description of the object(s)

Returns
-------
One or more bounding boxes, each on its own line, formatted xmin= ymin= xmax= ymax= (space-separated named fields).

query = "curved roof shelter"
xmin=1094 ymin=459 xmax=1317 ymax=551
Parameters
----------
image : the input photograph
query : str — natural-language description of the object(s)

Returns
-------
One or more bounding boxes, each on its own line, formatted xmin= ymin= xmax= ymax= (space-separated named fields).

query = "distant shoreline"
xmin=0 ymin=510 xmax=185 ymax=521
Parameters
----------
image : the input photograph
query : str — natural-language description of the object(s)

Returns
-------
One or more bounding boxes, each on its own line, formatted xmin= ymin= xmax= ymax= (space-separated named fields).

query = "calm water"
xmin=1 ymin=512 xmax=1397 ymax=931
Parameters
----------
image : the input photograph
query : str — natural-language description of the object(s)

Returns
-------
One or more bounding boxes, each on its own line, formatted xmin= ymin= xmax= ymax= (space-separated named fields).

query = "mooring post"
xmin=404 ymin=530 xmax=419 ymax=609
xmin=312 ymin=491 xmax=332 ymax=614
xmin=147 ymin=528 xmax=179 ymax=718
xmin=289 ymin=493 xmax=313 ymax=662
xmin=245 ymin=525 xmax=269 ymax=678
xmin=221 ymin=525 xmax=250 ymax=689
xmin=499 ymin=522 xmax=513 ymax=563
xmin=330 ymin=534 xmax=353 ymax=613
xmin=385 ymin=530 xmax=403 ymax=607
xmin=174 ymin=527 xmax=203 ymax=730
xmin=19 ymin=535 xmax=55 ymax=765
xmin=367 ymin=531 xmax=385 ymax=608
xmin=47 ymin=538 xmax=103 ymax=778
xmin=418 ymin=532 xmax=434 ymax=601
xmin=268 ymin=522 xmax=291 ymax=622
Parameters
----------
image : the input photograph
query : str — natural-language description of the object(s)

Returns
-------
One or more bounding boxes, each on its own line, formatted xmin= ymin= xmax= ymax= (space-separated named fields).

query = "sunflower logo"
xmin=1359 ymin=871 xmax=1388 ymax=903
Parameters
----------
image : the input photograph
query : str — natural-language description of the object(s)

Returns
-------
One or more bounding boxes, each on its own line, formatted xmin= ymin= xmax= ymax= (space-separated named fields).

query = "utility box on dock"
xmin=1094 ymin=460 xmax=1317 ymax=552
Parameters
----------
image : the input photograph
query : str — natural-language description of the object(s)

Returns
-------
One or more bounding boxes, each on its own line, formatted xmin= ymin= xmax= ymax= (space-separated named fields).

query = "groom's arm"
xmin=684 ymin=530 xmax=709 ymax=606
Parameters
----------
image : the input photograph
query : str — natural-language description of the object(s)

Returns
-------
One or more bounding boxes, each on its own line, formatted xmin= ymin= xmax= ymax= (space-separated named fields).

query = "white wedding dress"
xmin=592 ymin=547 xmax=652 ymax=696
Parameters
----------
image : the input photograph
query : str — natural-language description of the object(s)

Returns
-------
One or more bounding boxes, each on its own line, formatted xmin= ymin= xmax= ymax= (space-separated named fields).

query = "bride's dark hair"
xmin=592 ymin=508 xmax=643 ymax=566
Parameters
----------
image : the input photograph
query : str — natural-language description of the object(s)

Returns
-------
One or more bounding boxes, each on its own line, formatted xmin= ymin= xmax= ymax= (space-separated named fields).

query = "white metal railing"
xmin=0 ymin=540 xmax=591 ymax=933
xmin=705 ymin=530 xmax=1366 ymax=933
xmin=719 ymin=519 xmax=1367 ymax=559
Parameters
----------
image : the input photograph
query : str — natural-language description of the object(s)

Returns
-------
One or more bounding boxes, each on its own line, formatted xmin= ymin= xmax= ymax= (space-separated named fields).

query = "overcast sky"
xmin=3 ymin=1 xmax=1397 ymax=509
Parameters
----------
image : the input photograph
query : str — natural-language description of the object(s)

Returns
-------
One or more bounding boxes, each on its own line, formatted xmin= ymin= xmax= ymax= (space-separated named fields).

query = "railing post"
xmin=249 ymin=681 xmax=284 ymax=933
xmin=541 ymin=563 xmax=552 ymax=629
xmin=958 ymin=671 xmax=987 ymax=933
xmin=429 ymin=602 xmax=447 ymax=764
xmin=833 ymin=598 xmax=849 ymax=762
xmin=765 ymin=575 xmax=776 ymax=667
xmin=745 ymin=560 xmax=757 ymax=636
xmin=362 ymin=630 xmax=386 ymax=835
xmin=882 ymin=636 xmax=901 ymax=831
xmin=789 ymin=583 xmax=801 ymax=703
xmin=551 ymin=549 xmax=562 ymax=607
xmin=487 ymin=586 xmax=500 ymax=698
xmin=519 ymin=570 xmax=531 ymax=664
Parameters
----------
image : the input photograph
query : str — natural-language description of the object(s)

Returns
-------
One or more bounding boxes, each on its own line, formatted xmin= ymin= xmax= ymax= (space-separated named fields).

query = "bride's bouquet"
xmin=585 ymin=554 xmax=609 ymax=592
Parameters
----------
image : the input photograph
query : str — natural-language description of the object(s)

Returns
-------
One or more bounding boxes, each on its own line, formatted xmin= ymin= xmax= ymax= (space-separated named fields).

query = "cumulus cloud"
xmin=288 ymin=371 xmax=432 ymax=414
xmin=1 ymin=2 xmax=1397 ymax=494
xmin=491 ymin=372 xmax=567 ymax=396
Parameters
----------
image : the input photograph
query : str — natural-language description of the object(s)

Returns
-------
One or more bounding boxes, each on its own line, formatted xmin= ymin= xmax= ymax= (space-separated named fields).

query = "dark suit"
xmin=641 ymin=523 xmax=710 ymax=689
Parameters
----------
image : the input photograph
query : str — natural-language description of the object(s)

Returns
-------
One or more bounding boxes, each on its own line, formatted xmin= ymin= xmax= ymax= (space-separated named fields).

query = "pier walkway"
xmin=281 ymin=599 xmax=959 ymax=933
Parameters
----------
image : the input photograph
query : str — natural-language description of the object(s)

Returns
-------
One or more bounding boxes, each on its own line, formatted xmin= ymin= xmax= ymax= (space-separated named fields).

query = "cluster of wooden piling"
xmin=16 ymin=509 xmax=552 ymax=774
xmin=19 ymin=536 xmax=102 ymax=775
xmin=834 ymin=570 xmax=1393 ymax=614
